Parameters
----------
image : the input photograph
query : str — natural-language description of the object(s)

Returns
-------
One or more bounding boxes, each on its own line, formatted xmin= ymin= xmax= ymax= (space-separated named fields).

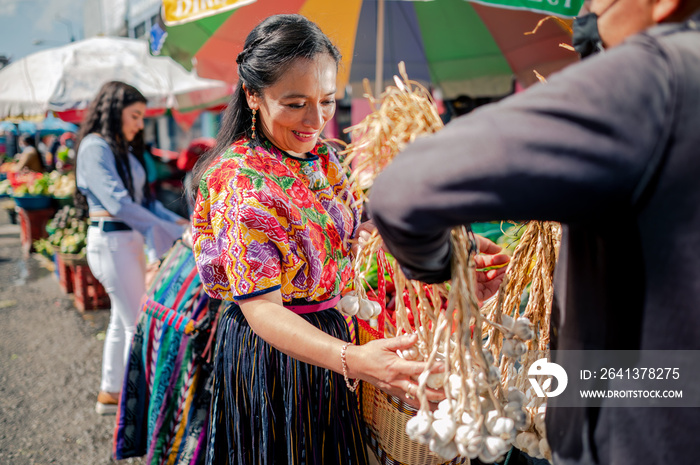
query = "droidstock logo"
xmin=528 ymin=358 xmax=568 ymax=398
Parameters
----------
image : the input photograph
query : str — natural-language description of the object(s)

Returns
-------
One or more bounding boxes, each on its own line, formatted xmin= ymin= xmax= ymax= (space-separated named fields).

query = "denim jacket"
xmin=76 ymin=134 xmax=185 ymax=258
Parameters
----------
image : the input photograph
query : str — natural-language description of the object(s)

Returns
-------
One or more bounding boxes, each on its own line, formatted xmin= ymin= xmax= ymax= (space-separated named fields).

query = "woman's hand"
xmin=346 ymin=333 xmax=446 ymax=409
xmin=474 ymin=235 xmax=510 ymax=302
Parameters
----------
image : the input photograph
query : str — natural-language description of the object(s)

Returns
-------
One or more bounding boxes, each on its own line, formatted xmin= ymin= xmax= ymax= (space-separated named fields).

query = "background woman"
xmin=75 ymin=81 xmax=187 ymax=415
xmin=189 ymin=14 xmax=445 ymax=465
xmin=14 ymin=133 xmax=45 ymax=173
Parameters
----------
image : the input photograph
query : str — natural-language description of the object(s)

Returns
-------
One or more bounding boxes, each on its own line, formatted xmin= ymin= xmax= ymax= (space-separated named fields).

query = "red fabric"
xmin=177 ymin=137 xmax=215 ymax=171
xmin=171 ymin=108 xmax=203 ymax=132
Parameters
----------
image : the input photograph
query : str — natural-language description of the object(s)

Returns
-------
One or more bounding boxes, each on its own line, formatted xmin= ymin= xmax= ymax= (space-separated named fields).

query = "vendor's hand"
xmin=176 ymin=217 xmax=189 ymax=226
xmin=475 ymin=235 xmax=510 ymax=302
xmin=348 ymin=333 xmax=446 ymax=409
xmin=351 ymin=220 xmax=377 ymax=256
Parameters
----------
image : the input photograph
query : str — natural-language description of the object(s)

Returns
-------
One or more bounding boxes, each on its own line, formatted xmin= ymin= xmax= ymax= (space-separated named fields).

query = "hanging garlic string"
xmin=342 ymin=65 xmax=560 ymax=463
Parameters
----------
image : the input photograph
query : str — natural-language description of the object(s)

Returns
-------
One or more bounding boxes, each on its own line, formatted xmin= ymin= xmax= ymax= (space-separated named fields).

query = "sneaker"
xmin=95 ymin=391 xmax=119 ymax=415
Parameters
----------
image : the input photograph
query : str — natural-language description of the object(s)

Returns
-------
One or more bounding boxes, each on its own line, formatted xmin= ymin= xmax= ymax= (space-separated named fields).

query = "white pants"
xmin=86 ymin=226 xmax=146 ymax=393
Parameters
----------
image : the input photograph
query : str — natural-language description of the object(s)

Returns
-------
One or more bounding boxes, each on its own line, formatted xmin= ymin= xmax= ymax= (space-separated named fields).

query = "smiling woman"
xmin=188 ymin=14 xmax=444 ymax=465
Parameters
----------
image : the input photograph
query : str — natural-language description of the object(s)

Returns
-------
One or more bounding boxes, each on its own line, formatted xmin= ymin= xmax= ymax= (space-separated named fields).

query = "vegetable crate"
xmin=16 ymin=207 xmax=56 ymax=258
xmin=53 ymin=254 xmax=73 ymax=294
xmin=71 ymin=263 xmax=110 ymax=312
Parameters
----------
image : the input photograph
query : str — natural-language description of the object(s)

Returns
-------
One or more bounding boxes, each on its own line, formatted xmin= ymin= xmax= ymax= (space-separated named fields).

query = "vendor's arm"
xmin=238 ymin=290 xmax=445 ymax=407
xmin=77 ymin=137 xmax=184 ymax=256
xmin=13 ymin=149 xmax=35 ymax=172
xmin=369 ymin=37 xmax=672 ymax=283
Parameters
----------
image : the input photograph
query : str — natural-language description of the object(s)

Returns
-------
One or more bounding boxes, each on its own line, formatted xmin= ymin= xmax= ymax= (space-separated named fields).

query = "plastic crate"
xmin=16 ymin=206 xmax=56 ymax=258
xmin=72 ymin=263 xmax=110 ymax=312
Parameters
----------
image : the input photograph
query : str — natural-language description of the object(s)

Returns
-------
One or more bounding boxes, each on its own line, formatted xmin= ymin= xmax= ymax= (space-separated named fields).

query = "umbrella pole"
xmin=375 ymin=0 xmax=385 ymax=98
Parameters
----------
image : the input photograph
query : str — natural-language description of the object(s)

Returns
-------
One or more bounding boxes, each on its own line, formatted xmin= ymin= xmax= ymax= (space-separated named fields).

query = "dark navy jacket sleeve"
xmin=369 ymin=35 xmax=672 ymax=283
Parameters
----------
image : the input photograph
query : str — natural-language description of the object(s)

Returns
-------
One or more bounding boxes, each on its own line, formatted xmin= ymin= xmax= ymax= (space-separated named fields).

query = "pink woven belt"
xmin=285 ymin=295 xmax=340 ymax=314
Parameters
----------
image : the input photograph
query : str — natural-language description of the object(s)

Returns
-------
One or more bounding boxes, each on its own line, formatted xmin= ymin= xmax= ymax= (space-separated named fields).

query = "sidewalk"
xmin=0 ymin=209 xmax=144 ymax=464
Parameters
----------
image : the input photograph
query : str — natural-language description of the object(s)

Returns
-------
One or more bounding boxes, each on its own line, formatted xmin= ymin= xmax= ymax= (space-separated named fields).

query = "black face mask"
xmin=572 ymin=13 xmax=604 ymax=59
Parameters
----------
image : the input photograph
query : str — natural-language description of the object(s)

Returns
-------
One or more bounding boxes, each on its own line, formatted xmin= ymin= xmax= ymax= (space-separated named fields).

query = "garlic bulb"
xmin=465 ymin=434 xmax=484 ymax=459
xmin=436 ymin=399 xmax=456 ymax=414
xmin=512 ymin=317 xmax=535 ymax=340
xmin=399 ymin=347 xmax=419 ymax=360
xmin=486 ymin=416 xmax=515 ymax=441
xmin=486 ymin=365 xmax=501 ymax=386
xmin=429 ymin=437 xmax=459 ymax=460
xmin=502 ymin=339 xmax=527 ymax=359
xmin=406 ymin=410 xmax=433 ymax=444
xmin=357 ymin=298 xmax=374 ymax=319
xmin=500 ymin=314 xmax=515 ymax=338
xmin=515 ymin=432 xmax=539 ymax=454
xmin=431 ymin=417 xmax=457 ymax=446
xmin=506 ymin=387 xmax=526 ymax=404
xmin=480 ymin=436 xmax=509 ymax=463
xmin=448 ymin=374 xmax=463 ymax=398
xmin=426 ymin=372 xmax=445 ymax=390
xmin=460 ymin=412 xmax=477 ymax=427
xmin=338 ymin=294 xmax=359 ymax=316
xmin=369 ymin=300 xmax=382 ymax=317
xmin=504 ymin=402 xmax=530 ymax=431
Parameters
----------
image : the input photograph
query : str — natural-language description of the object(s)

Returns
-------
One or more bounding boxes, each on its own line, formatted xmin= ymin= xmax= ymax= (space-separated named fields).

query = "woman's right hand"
xmin=347 ymin=333 xmax=446 ymax=409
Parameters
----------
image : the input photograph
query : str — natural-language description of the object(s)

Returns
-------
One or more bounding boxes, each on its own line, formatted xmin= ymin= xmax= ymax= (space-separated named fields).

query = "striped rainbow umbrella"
xmin=153 ymin=0 xmax=581 ymax=98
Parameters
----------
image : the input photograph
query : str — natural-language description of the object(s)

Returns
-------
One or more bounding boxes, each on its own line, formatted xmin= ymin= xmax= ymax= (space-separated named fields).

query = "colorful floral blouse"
xmin=192 ymin=137 xmax=361 ymax=303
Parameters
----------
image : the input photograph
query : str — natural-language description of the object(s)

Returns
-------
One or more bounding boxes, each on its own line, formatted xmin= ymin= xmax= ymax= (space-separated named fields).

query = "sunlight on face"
xmin=121 ymin=102 xmax=146 ymax=143
xmin=250 ymin=54 xmax=337 ymax=157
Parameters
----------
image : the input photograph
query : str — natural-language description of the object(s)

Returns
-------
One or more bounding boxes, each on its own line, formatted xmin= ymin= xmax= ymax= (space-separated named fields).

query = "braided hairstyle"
xmin=74 ymin=81 xmax=151 ymax=213
xmin=187 ymin=14 xmax=341 ymax=200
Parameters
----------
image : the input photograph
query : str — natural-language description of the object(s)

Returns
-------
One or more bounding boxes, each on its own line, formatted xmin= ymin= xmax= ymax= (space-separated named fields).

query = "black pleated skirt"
xmin=205 ymin=301 xmax=369 ymax=465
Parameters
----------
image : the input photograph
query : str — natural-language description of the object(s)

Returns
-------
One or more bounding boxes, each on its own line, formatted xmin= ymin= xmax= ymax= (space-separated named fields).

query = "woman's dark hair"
xmin=74 ymin=81 xmax=150 ymax=209
xmin=187 ymin=14 xmax=341 ymax=199
xmin=20 ymin=134 xmax=36 ymax=148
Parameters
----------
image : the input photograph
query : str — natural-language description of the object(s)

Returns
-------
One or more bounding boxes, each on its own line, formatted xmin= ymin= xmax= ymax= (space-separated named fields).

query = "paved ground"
xmin=0 ymin=205 xmax=144 ymax=465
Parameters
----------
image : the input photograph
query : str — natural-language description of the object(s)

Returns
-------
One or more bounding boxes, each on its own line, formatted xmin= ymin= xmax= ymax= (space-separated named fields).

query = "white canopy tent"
xmin=0 ymin=36 xmax=231 ymax=122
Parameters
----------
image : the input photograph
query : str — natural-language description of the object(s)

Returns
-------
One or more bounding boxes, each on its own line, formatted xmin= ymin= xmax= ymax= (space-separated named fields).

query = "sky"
xmin=0 ymin=0 xmax=86 ymax=63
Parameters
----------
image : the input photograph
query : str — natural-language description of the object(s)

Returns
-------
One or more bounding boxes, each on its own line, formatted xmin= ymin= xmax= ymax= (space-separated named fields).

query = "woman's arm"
xmin=238 ymin=289 xmax=445 ymax=407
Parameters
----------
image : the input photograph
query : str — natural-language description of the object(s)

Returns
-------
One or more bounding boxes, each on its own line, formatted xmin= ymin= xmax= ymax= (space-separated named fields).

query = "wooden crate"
xmin=16 ymin=207 xmax=56 ymax=258
xmin=54 ymin=254 xmax=74 ymax=294
xmin=72 ymin=263 xmax=110 ymax=312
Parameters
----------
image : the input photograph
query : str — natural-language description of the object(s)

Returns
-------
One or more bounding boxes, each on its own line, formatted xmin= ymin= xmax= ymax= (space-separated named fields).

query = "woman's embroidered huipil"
xmin=192 ymin=138 xmax=361 ymax=303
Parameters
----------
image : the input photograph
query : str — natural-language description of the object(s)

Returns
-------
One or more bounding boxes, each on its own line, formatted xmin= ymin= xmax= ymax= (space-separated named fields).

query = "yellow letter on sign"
xmin=163 ymin=0 xmax=257 ymax=26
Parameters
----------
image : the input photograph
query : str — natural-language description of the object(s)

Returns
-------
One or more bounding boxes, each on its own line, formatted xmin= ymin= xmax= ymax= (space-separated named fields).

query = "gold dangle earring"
xmin=251 ymin=109 xmax=257 ymax=140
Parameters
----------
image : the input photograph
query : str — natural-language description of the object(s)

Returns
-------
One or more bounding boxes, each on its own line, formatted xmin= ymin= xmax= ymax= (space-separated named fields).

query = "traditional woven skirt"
xmin=114 ymin=242 xmax=217 ymax=465
xmin=206 ymin=301 xmax=369 ymax=465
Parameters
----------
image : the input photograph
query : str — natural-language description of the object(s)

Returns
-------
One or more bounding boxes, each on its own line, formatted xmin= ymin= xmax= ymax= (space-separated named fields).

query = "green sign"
xmin=468 ymin=0 xmax=584 ymax=17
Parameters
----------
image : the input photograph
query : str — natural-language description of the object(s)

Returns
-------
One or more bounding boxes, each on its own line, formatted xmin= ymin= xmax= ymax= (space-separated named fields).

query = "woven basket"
xmin=358 ymin=319 xmax=467 ymax=465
